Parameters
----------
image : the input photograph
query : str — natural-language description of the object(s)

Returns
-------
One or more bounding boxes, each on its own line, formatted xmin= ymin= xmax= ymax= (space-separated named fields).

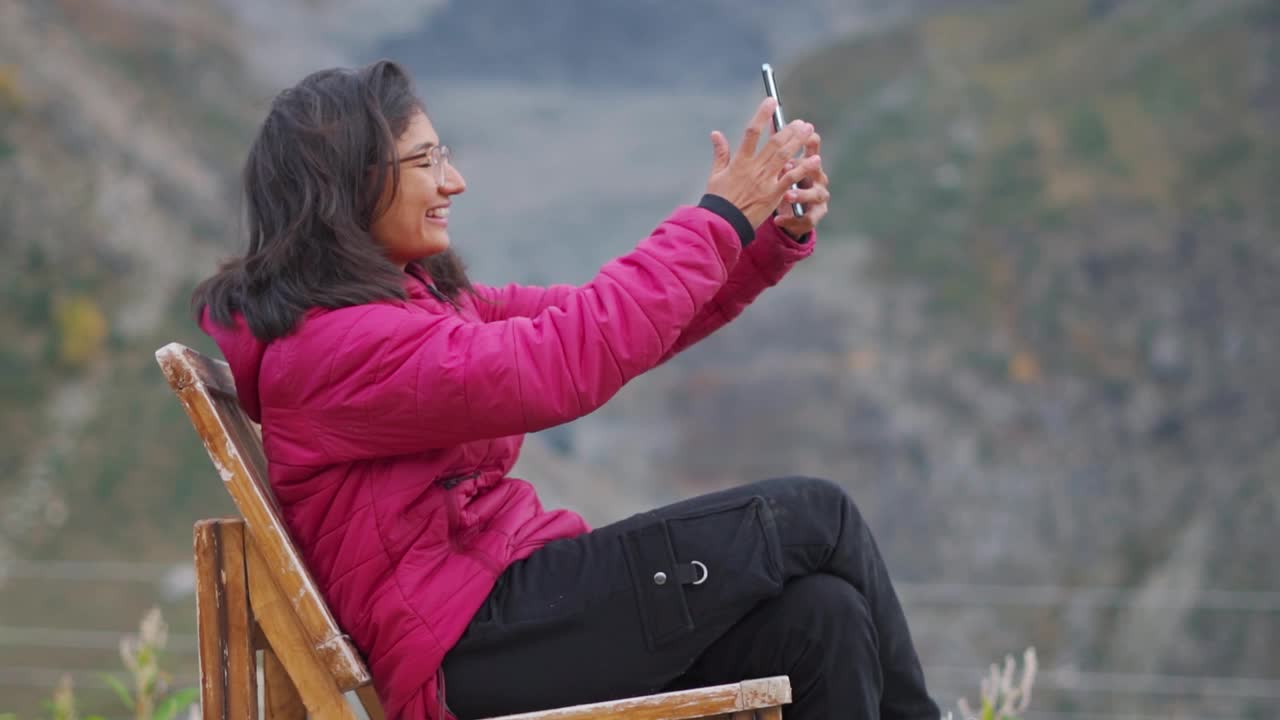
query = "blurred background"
xmin=1 ymin=0 xmax=1277 ymax=717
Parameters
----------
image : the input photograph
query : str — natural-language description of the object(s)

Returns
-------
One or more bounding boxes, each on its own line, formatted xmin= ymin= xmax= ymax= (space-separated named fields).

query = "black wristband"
xmin=697 ymin=194 xmax=755 ymax=247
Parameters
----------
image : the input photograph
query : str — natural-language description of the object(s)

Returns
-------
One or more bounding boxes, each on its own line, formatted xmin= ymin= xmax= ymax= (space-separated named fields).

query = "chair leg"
xmin=246 ymin=533 xmax=358 ymax=719
xmin=194 ymin=520 xmax=259 ymax=719
xmin=355 ymin=686 xmax=385 ymax=720
xmin=263 ymin=645 xmax=306 ymax=720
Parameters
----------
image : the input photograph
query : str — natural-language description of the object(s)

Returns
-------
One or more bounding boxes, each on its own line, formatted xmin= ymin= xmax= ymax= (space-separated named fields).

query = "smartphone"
xmin=761 ymin=63 xmax=805 ymax=219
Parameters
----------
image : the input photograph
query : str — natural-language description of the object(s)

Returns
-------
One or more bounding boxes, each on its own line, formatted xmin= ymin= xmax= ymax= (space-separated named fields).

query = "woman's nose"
xmin=441 ymin=163 xmax=466 ymax=195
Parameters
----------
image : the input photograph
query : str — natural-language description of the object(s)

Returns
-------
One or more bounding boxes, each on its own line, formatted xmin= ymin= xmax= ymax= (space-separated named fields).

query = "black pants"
xmin=442 ymin=477 xmax=940 ymax=719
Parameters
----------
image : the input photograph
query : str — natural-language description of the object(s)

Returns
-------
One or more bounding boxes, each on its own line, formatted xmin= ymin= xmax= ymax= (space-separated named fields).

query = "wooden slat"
xmin=481 ymin=677 xmax=791 ymax=720
xmin=263 ymin=646 xmax=306 ymax=720
xmin=737 ymin=679 xmax=790 ymax=716
xmin=160 ymin=341 xmax=238 ymax=395
xmin=757 ymin=707 xmax=783 ymax=720
xmin=194 ymin=521 xmax=225 ymax=720
xmin=246 ymin=532 xmax=358 ymax=719
xmin=157 ymin=342 xmax=370 ymax=691
xmin=356 ymin=686 xmax=386 ymax=720
xmin=194 ymin=520 xmax=258 ymax=720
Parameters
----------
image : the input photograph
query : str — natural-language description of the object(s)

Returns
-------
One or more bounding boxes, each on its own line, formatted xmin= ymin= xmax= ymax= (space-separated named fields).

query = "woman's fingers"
xmin=784 ymin=183 xmax=830 ymax=206
xmin=778 ymin=155 xmax=822 ymax=191
xmin=768 ymin=121 xmax=813 ymax=167
xmin=803 ymin=131 xmax=822 ymax=158
xmin=710 ymin=130 xmax=731 ymax=173
xmin=738 ymin=97 xmax=777 ymax=157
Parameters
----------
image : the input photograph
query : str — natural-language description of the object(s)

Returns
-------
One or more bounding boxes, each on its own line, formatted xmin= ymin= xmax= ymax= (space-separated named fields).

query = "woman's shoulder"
xmin=283 ymin=300 xmax=455 ymax=352
xmin=260 ymin=302 xmax=437 ymax=389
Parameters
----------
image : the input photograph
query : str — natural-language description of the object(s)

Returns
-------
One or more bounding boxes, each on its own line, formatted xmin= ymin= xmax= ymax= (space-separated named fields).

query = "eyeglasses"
xmin=400 ymin=145 xmax=453 ymax=184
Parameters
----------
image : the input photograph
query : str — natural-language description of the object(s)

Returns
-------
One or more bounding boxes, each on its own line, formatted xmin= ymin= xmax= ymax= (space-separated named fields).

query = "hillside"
xmin=0 ymin=0 xmax=255 ymax=711
xmin=767 ymin=0 xmax=1277 ymax=714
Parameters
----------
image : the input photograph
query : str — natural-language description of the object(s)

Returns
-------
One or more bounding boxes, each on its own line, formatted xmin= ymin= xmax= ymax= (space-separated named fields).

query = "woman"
xmin=194 ymin=60 xmax=938 ymax=720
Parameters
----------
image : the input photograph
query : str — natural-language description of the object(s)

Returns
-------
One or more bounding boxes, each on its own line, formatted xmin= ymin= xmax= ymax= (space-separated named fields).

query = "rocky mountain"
xmin=720 ymin=0 xmax=1279 ymax=715
xmin=0 ymin=0 xmax=256 ymax=712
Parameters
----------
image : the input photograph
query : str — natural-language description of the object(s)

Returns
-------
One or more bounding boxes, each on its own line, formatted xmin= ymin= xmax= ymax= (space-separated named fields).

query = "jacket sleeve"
xmin=473 ymin=218 xmax=814 ymax=349
xmin=470 ymin=281 xmax=578 ymax=323
xmin=657 ymin=217 xmax=816 ymax=363
xmin=289 ymin=205 xmax=747 ymax=462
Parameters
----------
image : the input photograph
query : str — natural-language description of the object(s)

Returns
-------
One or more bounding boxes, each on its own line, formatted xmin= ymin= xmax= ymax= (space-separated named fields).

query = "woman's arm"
xmin=268 ymin=204 xmax=749 ymax=463
xmin=659 ymin=126 xmax=830 ymax=361
xmin=657 ymin=216 xmax=815 ymax=363
xmin=471 ymin=212 xmax=813 ymax=338
xmin=469 ymin=281 xmax=577 ymax=323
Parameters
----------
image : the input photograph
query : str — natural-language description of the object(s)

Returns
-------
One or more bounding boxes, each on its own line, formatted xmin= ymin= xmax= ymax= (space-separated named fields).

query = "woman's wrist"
xmin=698 ymin=194 xmax=756 ymax=247
xmin=770 ymin=211 xmax=811 ymax=244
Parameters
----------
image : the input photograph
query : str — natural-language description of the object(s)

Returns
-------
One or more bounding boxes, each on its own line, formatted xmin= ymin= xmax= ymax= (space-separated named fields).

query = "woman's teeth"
xmin=426 ymin=207 xmax=450 ymax=218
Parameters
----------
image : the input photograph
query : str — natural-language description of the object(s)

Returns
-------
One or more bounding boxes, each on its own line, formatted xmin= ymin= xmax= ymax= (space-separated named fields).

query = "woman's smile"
xmin=425 ymin=203 xmax=450 ymax=227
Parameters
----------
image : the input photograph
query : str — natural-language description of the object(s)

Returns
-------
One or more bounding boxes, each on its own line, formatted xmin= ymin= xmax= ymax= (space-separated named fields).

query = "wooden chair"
xmin=156 ymin=342 xmax=791 ymax=720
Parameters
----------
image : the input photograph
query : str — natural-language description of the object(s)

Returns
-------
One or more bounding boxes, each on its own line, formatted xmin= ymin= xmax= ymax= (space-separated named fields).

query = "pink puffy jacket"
xmin=202 ymin=203 xmax=814 ymax=719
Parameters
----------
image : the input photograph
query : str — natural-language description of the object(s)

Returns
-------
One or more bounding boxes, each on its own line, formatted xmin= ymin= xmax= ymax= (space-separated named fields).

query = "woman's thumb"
xmin=710 ymin=131 xmax=731 ymax=172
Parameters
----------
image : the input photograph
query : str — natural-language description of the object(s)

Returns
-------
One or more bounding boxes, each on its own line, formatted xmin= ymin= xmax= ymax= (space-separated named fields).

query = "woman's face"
xmin=370 ymin=110 xmax=466 ymax=267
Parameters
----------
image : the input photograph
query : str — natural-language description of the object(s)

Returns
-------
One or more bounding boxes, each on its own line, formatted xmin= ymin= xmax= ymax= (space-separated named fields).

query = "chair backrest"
xmin=156 ymin=341 xmax=370 ymax=691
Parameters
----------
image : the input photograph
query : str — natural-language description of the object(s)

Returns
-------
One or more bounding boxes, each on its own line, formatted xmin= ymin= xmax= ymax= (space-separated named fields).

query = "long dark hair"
xmin=193 ymin=59 xmax=473 ymax=341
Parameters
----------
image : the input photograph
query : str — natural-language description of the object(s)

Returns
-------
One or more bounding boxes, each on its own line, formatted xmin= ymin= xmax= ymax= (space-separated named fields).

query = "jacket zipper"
xmin=440 ymin=470 xmax=480 ymax=490
xmin=439 ymin=471 xmax=503 ymax=573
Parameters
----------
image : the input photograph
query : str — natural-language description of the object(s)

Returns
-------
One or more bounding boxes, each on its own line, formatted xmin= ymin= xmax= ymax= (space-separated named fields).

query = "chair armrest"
xmin=481 ymin=676 xmax=791 ymax=720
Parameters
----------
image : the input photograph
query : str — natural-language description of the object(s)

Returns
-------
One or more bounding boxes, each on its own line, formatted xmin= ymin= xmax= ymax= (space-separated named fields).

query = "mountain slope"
xmin=771 ymin=0 xmax=1279 ymax=714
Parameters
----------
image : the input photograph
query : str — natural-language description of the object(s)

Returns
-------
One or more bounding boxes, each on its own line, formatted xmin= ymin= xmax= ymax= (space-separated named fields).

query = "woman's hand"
xmin=772 ymin=129 xmax=830 ymax=240
xmin=705 ymin=98 xmax=822 ymax=229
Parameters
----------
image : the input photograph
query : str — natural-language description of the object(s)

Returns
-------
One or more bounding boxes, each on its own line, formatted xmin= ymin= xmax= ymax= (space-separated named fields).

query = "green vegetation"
xmin=785 ymin=0 xmax=1276 ymax=381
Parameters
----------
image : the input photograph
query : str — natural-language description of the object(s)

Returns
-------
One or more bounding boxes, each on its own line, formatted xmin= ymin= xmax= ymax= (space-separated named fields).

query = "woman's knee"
xmin=771 ymin=575 xmax=883 ymax=713
xmin=791 ymin=574 xmax=874 ymax=633
xmin=764 ymin=575 xmax=879 ymax=673
xmin=756 ymin=475 xmax=862 ymax=522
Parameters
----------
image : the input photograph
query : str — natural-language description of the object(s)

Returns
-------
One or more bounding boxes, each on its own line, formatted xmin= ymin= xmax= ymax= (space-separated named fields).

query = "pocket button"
xmin=653 ymin=572 xmax=668 ymax=585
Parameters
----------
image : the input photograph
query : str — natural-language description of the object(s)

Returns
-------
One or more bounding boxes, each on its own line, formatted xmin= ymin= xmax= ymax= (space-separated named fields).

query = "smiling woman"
xmin=371 ymin=117 xmax=465 ymax=267
xmin=192 ymin=60 xmax=474 ymax=341
xmin=190 ymin=59 xmax=933 ymax=720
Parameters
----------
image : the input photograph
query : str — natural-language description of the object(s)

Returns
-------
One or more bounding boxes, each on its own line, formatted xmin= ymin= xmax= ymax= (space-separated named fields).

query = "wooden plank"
xmin=355 ymin=686 xmax=386 ymax=720
xmin=757 ymin=707 xmax=783 ymax=720
xmin=738 ymin=679 xmax=790 ymax=712
xmin=219 ymin=521 xmax=258 ymax=719
xmin=263 ymin=645 xmax=306 ymax=720
xmin=729 ymin=712 xmax=755 ymax=720
xmin=194 ymin=521 xmax=226 ymax=720
xmin=193 ymin=520 xmax=258 ymax=720
xmin=157 ymin=341 xmax=237 ymax=396
xmin=157 ymin=343 xmax=370 ymax=691
xmin=481 ymin=677 xmax=791 ymax=720
xmin=246 ymin=532 xmax=358 ymax=719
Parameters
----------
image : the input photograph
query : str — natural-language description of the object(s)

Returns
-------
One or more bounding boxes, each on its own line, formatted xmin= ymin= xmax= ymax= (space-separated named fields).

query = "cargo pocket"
xmin=622 ymin=520 xmax=694 ymax=650
xmin=664 ymin=495 xmax=784 ymax=621
xmin=622 ymin=495 xmax=784 ymax=651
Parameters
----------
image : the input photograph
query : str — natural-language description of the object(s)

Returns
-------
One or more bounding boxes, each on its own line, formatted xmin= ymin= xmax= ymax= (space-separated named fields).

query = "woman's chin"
xmin=421 ymin=233 xmax=451 ymax=256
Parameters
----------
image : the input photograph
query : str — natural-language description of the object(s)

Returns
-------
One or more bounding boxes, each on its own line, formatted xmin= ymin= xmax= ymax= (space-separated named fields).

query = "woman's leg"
xmin=442 ymin=476 xmax=937 ymax=719
xmin=672 ymin=573 xmax=883 ymax=719
xmin=759 ymin=477 xmax=938 ymax=719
